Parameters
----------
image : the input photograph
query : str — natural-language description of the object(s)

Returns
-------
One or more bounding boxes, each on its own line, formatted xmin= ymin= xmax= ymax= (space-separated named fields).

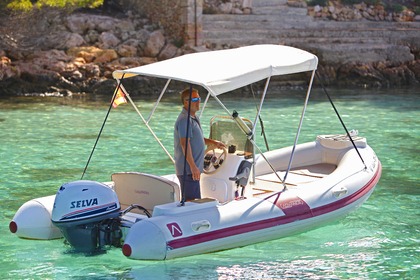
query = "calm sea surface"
xmin=0 ymin=88 xmax=418 ymax=279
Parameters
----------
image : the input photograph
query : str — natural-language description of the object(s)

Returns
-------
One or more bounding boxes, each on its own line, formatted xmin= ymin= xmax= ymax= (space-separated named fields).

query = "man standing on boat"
xmin=174 ymin=88 xmax=225 ymax=201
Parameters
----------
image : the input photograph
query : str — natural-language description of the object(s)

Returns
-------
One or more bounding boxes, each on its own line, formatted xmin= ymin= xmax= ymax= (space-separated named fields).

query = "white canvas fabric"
xmin=112 ymin=44 xmax=318 ymax=96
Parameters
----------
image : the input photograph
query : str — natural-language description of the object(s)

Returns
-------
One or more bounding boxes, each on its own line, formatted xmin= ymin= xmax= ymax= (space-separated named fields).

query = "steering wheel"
xmin=203 ymin=146 xmax=228 ymax=174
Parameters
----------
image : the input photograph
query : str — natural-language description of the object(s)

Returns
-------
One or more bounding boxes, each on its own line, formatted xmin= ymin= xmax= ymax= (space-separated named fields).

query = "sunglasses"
xmin=185 ymin=97 xmax=201 ymax=103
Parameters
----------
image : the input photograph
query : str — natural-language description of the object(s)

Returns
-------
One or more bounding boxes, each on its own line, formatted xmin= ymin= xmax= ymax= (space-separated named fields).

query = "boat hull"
xmin=10 ymin=139 xmax=381 ymax=260
xmin=123 ymin=160 xmax=381 ymax=260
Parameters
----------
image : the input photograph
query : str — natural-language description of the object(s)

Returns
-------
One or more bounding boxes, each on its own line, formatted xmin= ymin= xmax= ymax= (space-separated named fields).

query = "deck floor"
xmin=252 ymin=163 xmax=337 ymax=196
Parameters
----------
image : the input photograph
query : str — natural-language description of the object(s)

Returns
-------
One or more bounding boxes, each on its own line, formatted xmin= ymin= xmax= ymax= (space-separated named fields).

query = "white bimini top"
xmin=112 ymin=44 xmax=318 ymax=96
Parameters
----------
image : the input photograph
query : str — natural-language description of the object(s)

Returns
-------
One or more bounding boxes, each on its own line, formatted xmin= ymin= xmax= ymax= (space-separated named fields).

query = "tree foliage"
xmin=4 ymin=0 xmax=104 ymax=12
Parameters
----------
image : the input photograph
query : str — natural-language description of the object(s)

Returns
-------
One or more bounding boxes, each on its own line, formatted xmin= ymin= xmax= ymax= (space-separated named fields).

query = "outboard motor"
xmin=51 ymin=180 xmax=121 ymax=253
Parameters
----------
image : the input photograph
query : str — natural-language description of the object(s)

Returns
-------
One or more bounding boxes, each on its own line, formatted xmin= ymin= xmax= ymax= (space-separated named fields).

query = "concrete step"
xmin=203 ymin=20 xmax=312 ymax=30
xmin=202 ymin=39 xmax=413 ymax=64
xmin=251 ymin=0 xmax=306 ymax=15
xmin=252 ymin=0 xmax=288 ymax=7
xmin=307 ymin=43 xmax=414 ymax=64
xmin=201 ymin=33 xmax=389 ymax=46
xmin=203 ymin=14 xmax=305 ymax=20
xmin=203 ymin=13 xmax=309 ymax=20
xmin=203 ymin=14 xmax=420 ymax=30
xmin=253 ymin=6 xmax=308 ymax=15
xmin=202 ymin=28 xmax=416 ymax=42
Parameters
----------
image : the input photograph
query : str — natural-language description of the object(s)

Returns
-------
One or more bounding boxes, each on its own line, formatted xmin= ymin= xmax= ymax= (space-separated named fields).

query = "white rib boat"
xmin=10 ymin=45 xmax=381 ymax=260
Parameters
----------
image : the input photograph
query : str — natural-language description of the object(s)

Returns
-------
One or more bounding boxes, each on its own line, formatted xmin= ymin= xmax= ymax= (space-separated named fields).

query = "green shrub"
xmin=306 ymin=0 xmax=328 ymax=6
xmin=341 ymin=0 xmax=382 ymax=5
xmin=4 ymin=0 xmax=104 ymax=12
xmin=306 ymin=0 xmax=382 ymax=6
xmin=391 ymin=4 xmax=405 ymax=13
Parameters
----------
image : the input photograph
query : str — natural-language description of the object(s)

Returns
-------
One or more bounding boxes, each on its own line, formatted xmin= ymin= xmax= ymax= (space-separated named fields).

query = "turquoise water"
xmin=0 ymin=88 xmax=418 ymax=279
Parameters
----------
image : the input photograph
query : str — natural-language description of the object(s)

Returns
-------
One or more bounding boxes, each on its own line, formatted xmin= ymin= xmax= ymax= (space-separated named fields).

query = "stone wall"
xmin=203 ymin=0 xmax=419 ymax=21
xmin=308 ymin=2 xmax=418 ymax=22
xmin=123 ymin=0 xmax=203 ymax=46
xmin=203 ymin=0 xmax=253 ymax=14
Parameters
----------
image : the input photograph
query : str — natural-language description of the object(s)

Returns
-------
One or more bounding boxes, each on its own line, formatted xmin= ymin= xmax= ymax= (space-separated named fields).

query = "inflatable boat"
xmin=10 ymin=45 xmax=381 ymax=260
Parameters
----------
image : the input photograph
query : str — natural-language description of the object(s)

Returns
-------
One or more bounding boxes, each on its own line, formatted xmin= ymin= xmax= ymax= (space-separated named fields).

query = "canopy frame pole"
xmin=250 ymin=77 xmax=270 ymax=184
xmin=250 ymin=84 xmax=270 ymax=151
xmin=123 ymin=82 xmax=175 ymax=164
xmin=249 ymin=137 xmax=286 ymax=190
xmin=252 ymin=77 xmax=270 ymax=136
xmin=232 ymin=109 xmax=286 ymax=189
xmin=207 ymin=88 xmax=232 ymax=116
xmin=283 ymin=69 xmax=316 ymax=183
xmin=198 ymin=91 xmax=211 ymax=119
xmin=147 ymin=79 xmax=171 ymax=124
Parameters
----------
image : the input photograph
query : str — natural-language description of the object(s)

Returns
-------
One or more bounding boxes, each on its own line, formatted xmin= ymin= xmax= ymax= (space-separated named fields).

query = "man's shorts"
xmin=177 ymin=174 xmax=201 ymax=201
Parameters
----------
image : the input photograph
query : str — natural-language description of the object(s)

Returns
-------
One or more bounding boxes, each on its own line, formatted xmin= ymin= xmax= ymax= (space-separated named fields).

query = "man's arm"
xmin=205 ymin=138 xmax=226 ymax=149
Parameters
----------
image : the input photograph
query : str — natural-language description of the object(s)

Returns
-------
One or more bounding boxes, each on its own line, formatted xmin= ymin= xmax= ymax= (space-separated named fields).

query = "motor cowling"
xmin=51 ymin=180 xmax=121 ymax=253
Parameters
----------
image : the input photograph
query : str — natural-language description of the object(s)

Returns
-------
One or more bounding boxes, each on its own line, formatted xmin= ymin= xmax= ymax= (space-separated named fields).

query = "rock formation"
xmin=0 ymin=1 xmax=419 ymax=96
xmin=0 ymin=9 xmax=183 ymax=96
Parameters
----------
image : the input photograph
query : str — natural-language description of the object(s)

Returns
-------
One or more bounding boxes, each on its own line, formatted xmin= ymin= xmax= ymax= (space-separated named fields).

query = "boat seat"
xmin=112 ymin=172 xmax=181 ymax=215
xmin=200 ymin=177 xmax=233 ymax=203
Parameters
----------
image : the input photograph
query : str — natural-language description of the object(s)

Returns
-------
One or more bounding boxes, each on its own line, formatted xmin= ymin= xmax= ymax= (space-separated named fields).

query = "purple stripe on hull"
xmin=167 ymin=162 xmax=382 ymax=250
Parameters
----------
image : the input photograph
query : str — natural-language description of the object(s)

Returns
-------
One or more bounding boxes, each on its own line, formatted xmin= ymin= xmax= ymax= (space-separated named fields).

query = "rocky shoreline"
xmin=0 ymin=3 xmax=419 ymax=97
xmin=0 ymin=9 xmax=187 ymax=96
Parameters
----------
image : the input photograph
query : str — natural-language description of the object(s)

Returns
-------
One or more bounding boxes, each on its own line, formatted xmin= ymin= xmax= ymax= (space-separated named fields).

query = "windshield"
xmin=209 ymin=116 xmax=253 ymax=158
